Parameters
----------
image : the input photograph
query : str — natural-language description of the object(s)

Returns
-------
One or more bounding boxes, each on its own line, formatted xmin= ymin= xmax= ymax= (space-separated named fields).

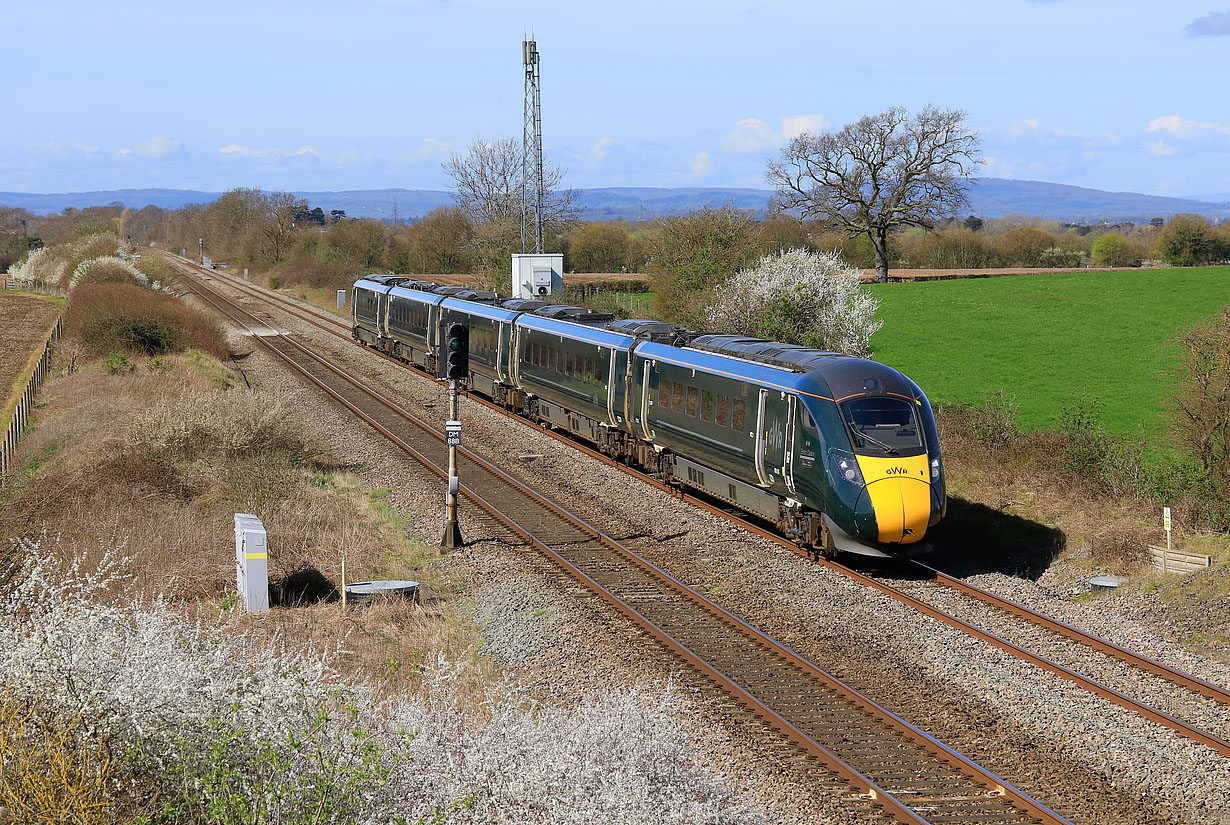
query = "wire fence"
xmin=1 ymin=316 xmax=62 ymax=485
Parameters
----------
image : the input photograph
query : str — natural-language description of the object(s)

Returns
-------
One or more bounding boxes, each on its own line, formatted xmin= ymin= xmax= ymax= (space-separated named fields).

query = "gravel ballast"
xmin=192 ymin=273 xmax=1230 ymax=825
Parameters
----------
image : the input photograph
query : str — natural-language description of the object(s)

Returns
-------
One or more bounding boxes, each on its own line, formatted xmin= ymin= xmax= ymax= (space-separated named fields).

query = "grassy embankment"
xmin=869 ymin=266 xmax=1230 ymax=434
xmin=870 ymin=266 xmax=1230 ymax=658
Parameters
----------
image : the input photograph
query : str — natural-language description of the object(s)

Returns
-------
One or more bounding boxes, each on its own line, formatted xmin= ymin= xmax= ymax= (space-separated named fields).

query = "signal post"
xmin=441 ymin=323 xmax=468 ymax=549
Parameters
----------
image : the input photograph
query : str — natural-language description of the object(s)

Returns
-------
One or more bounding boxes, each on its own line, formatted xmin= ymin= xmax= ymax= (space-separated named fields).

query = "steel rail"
xmin=175 ymin=255 xmax=1230 ymax=757
xmin=912 ymin=561 xmax=1230 ymax=706
xmin=176 ymin=264 xmax=1073 ymax=825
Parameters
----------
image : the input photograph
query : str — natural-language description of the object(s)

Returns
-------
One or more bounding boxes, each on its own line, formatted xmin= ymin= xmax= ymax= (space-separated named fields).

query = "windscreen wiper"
xmin=857 ymin=430 xmax=898 ymax=455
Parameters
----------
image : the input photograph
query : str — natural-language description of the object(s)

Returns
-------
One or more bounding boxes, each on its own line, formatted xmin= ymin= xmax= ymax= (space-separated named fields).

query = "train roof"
xmin=606 ymin=319 xmax=693 ymax=345
xmin=534 ymin=305 xmax=613 ymax=325
xmin=388 ymin=285 xmax=446 ymax=304
xmin=440 ymin=296 xmax=522 ymax=322
xmin=517 ymin=311 xmax=637 ymax=350
xmin=688 ymin=335 xmax=844 ymax=372
xmin=640 ymin=339 xmax=917 ymax=403
xmin=359 ymin=274 xmax=410 ymax=287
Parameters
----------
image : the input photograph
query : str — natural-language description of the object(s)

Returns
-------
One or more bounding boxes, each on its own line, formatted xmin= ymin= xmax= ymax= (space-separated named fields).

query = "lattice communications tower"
xmin=521 ymin=38 xmax=544 ymax=254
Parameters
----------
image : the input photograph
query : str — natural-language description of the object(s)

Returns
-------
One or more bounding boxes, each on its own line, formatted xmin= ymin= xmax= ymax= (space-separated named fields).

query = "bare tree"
xmin=443 ymin=137 xmax=579 ymax=237
xmin=767 ymin=106 xmax=980 ymax=283
xmin=260 ymin=191 xmax=306 ymax=264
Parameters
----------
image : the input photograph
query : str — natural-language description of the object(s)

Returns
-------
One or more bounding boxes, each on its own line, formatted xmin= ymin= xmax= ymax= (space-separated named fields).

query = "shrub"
xmin=70 ymin=255 xmax=148 ymax=290
xmin=68 ymin=283 xmax=228 ymax=359
xmin=1089 ymin=529 xmax=1148 ymax=571
xmin=0 ymin=546 xmax=768 ymax=825
xmin=1155 ymin=213 xmax=1215 ymax=267
xmin=1038 ymin=246 xmax=1082 ymax=268
xmin=646 ymin=207 xmax=760 ymax=328
xmin=127 ymin=390 xmax=313 ymax=463
xmin=704 ymin=248 xmax=881 ymax=356
xmin=938 ymin=392 xmax=1020 ymax=453
xmin=1091 ymin=233 xmax=1142 ymax=267
xmin=0 ymin=694 xmax=111 ymax=825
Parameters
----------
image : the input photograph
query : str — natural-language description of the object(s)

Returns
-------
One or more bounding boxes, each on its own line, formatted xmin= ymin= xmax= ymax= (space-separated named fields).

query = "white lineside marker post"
xmin=337 ymin=289 xmax=346 ymax=309
xmin=1163 ymin=506 xmax=1172 ymax=571
xmin=341 ymin=554 xmax=347 ymax=609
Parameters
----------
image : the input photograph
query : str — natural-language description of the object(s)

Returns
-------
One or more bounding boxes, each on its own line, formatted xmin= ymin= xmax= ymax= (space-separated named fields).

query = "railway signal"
xmin=440 ymin=321 xmax=468 ymax=549
xmin=442 ymin=323 xmax=469 ymax=381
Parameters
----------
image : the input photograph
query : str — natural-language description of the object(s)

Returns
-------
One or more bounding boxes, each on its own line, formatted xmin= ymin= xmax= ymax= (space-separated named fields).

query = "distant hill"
xmin=3 ymin=179 xmax=1227 ymax=222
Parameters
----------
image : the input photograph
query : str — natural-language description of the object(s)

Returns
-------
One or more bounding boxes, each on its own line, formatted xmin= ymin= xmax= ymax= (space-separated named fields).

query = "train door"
xmin=754 ymin=388 xmax=790 ymax=488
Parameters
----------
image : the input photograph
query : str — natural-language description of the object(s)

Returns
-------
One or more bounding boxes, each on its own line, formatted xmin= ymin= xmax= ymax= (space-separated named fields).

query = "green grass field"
xmin=867 ymin=267 xmax=1230 ymax=434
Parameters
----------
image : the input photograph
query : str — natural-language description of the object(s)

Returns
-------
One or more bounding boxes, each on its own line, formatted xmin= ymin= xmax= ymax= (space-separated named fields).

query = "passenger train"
xmin=352 ymin=274 xmax=946 ymax=558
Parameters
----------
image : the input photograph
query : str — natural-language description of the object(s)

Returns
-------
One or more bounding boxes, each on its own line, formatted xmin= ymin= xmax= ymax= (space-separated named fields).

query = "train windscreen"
xmin=840 ymin=397 xmax=924 ymax=456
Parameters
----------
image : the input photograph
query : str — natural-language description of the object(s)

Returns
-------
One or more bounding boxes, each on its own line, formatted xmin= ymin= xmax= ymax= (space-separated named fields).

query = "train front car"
xmin=800 ymin=359 xmax=945 ymax=557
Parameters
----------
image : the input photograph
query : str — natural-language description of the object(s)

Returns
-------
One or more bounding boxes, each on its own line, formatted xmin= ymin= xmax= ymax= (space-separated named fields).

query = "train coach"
xmin=352 ymin=275 xmax=945 ymax=559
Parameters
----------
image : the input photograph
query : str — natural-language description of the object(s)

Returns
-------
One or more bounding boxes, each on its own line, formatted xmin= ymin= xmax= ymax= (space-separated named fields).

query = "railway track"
xmin=174 ymin=260 xmax=1078 ymax=825
xmin=171 ymin=254 xmax=1230 ymax=762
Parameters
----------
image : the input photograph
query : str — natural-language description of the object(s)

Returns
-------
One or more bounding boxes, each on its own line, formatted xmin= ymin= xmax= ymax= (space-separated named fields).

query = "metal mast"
xmin=521 ymin=38 xmax=544 ymax=254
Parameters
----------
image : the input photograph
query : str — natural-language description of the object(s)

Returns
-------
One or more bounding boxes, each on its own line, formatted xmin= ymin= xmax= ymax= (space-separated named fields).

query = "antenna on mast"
xmin=521 ymin=36 xmax=544 ymax=254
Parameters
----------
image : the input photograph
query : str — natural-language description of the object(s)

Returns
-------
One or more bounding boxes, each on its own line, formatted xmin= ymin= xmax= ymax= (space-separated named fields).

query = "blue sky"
xmin=4 ymin=0 xmax=1229 ymax=198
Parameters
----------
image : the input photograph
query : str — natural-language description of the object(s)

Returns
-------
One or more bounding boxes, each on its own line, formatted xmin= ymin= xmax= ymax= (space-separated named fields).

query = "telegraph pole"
xmin=440 ymin=323 xmax=468 ymax=549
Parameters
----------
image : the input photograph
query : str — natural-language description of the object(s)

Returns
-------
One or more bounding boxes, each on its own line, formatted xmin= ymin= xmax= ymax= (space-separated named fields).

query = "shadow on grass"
xmin=923 ymin=496 xmax=1067 ymax=580
xmin=270 ymin=563 xmax=340 ymax=606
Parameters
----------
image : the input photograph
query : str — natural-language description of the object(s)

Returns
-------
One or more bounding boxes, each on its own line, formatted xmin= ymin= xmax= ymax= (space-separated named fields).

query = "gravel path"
xmin=191 ymin=274 xmax=1230 ymax=825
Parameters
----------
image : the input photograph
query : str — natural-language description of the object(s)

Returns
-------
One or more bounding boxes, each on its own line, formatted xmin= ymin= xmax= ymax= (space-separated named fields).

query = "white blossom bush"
xmin=70 ymin=255 xmax=150 ymax=289
xmin=377 ymin=660 xmax=768 ymax=825
xmin=5 ymin=246 xmax=67 ymax=290
xmin=704 ymin=248 xmax=882 ymax=357
xmin=0 ymin=542 xmax=768 ymax=825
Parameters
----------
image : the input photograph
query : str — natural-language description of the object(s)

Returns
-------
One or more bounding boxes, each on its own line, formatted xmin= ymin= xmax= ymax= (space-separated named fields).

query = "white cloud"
xmin=590 ymin=136 xmax=618 ymax=161
xmin=116 ymin=136 xmax=183 ymax=160
xmin=722 ymin=114 xmax=827 ymax=154
xmin=687 ymin=151 xmax=712 ymax=179
xmin=218 ymin=144 xmax=321 ymax=162
xmin=1144 ymin=140 xmax=1177 ymax=158
xmin=780 ymin=115 xmax=827 ymax=139
xmin=1185 ymin=11 xmax=1230 ymax=37
xmin=1147 ymin=114 xmax=1230 ymax=140
xmin=1144 ymin=115 xmax=1230 ymax=158
xmin=1003 ymin=118 xmax=1117 ymax=147
xmin=30 ymin=142 xmax=100 ymax=158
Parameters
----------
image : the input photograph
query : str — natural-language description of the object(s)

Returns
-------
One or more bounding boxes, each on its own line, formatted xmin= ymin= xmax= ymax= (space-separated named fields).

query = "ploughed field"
xmin=869 ymin=265 xmax=1230 ymax=434
xmin=0 ymin=292 xmax=62 ymax=427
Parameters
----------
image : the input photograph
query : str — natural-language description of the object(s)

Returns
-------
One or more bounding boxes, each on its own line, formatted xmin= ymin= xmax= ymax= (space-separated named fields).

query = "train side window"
xmin=658 ymin=378 xmax=669 ymax=407
xmin=564 ymin=352 xmax=573 ymax=376
xmin=548 ymin=347 xmax=556 ymax=371
xmin=672 ymin=382 xmax=684 ymax=412
xmin=686 ymin=386 xmax=698 ymax=416
xmin=594 ymin=356 xmax=603 ymax=383
xmin=732 ymin=399 xmax=747 ymax=431
xmin=716 ymin=394 xmax=729 ymax=426
xmin=584 ymin=357 xmax=593 ymax=383
xmin=701 ymin=390 xmax=714 ymax=421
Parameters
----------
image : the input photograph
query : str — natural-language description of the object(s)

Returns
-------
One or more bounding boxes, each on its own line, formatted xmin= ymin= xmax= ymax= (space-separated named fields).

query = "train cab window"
xmin=671 ymin=382 xmax=684 ymax=412
xmin=732 ymin=399 xmax=747 ymax=431
xmin=701 ymin=390 xmax=714 ymax=421
xmin=658 ymin=378 xmax=669 ymax=406
xmin=686 ymin=386 xmax=698 ymax=416
xmin=716 ymin=394 xmax=729 ymax=426
xmin=584 ymin=357 xmax=593 ymax=383
xmin=800 ymin=404 xmax=819 ymax=434
xmin=840 ymin=397 xmax=924 ymax=455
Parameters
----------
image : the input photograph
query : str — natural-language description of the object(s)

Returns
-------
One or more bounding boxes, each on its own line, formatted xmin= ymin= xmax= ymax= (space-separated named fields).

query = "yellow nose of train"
xmin=856 ymin=454 xmax=932 ymax=544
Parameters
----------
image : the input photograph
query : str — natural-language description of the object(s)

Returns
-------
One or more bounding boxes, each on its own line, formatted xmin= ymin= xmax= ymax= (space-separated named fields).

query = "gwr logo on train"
xmin=885 ymin=466 xmax=910 ymax=476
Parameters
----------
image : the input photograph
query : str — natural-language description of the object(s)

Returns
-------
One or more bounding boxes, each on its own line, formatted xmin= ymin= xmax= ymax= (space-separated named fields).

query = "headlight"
xmin=828 ymin=449 xmax=864 ymax=487
xmin=931 ymin=458 xmax=941 ymax=479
